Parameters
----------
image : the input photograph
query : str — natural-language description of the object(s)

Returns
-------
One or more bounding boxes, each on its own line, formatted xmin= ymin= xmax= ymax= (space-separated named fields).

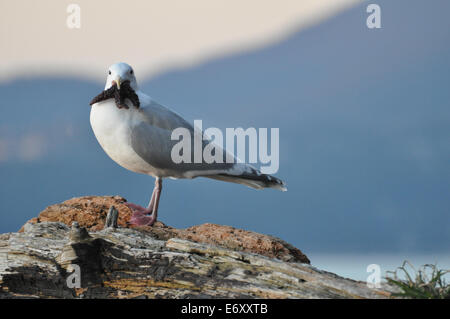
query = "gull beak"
xmin=114 ymin=76 xmax=122 ymax=90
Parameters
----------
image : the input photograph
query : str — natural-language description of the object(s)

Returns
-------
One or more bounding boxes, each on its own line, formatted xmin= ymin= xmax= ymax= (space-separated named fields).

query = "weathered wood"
xmin=104 ymin=206 xmax=119 ymax=229
xmin=19 ymin=196 xmax=311 ymax=263
xmin=0 ymin=221 xmax=394 ymax=299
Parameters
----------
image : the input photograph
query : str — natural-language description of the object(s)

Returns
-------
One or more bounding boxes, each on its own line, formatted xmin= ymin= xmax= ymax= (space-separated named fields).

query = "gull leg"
xmin=124 ymin=202 xmax=149 ymax=212
xmin=128 ymin=178 xmax=162 ymax=226
xmin=149 ymin=177 xmax=162 ymax=225
xmin=124 ymin=185 xmax=156 ymax=213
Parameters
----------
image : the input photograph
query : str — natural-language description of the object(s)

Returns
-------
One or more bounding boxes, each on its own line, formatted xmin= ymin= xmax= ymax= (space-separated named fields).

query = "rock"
xmin=19 ymin=196 xmax=133 ymax=232
xmin=19 ymin=196 xmax=309 ymax=264
xmin=181 ymin=224 xmax=309 ymax=264
xmin=0 ymin=196 xmax=394 ymax=299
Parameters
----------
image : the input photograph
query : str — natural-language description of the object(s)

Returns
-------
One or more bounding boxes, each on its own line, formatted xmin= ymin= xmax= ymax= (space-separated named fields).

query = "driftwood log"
xmin=0 ymin=196 xmax=393 ymax=299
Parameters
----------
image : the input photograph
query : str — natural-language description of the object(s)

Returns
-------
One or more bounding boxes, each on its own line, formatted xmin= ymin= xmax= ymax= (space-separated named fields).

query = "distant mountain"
xmin=1 ymin=0 xmax=449 ymax=253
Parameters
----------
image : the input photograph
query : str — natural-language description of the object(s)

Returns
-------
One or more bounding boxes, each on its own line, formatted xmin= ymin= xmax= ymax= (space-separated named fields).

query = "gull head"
xmin=105 ymin=62 xmax=138 ymax=91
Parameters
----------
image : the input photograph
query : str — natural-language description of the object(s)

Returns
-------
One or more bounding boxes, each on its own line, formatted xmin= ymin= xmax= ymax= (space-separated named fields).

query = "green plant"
xmin=385 ymin=261 xmax=450 ymax=299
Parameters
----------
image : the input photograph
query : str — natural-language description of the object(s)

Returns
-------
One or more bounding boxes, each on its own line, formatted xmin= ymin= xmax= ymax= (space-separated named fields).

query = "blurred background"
xmin=0 ymin=0 xmax=449 ymax=281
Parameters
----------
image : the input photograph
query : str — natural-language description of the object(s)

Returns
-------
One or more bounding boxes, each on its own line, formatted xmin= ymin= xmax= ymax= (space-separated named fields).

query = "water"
xmin=308 ymin=252 xmax=450 ymax=282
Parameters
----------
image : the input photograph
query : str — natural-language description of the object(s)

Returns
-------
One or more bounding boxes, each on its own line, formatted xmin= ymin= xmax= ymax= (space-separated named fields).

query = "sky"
xmin=0 ymin=0 xmax=449 ymax=279
xmin=0 ymin=0 xmax=359 ymax=82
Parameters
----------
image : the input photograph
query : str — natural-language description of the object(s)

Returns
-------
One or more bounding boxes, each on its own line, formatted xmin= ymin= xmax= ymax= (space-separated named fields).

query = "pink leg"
xmin=124 ymin=202 xmax=148 ymax=212
xmin=127 ymin=178 xmax=162 ymax=226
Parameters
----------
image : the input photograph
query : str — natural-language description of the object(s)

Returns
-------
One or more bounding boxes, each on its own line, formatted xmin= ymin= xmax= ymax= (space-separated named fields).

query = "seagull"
xmin=90 ymin=62 xmax=286 ymax=226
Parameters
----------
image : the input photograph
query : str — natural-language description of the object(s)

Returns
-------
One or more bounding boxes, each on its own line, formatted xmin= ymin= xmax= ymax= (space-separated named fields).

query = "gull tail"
xmin=206 ymin=164 xmax=287 ymax=191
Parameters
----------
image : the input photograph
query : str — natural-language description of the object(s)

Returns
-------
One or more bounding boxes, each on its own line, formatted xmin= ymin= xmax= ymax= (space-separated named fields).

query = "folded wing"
xmin=130 ymin=98 xmax=286 ymax=191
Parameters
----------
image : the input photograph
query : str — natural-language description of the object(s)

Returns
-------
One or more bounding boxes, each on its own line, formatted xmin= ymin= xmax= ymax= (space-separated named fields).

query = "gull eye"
xmin=130 ymin=69 xmax=134 ymax=75
xmin=108 ymin=70 xmax=111 ymax=75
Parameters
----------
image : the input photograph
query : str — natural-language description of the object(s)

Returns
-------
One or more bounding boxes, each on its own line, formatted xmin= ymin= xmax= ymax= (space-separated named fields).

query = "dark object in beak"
xmin=90 ymin=80 xmax=140 ymax=109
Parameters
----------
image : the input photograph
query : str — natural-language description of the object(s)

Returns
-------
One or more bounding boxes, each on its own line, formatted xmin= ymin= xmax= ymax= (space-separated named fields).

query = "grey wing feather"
xmin=130 ymin=100 xmax=234 ymax=177
xmin=130 ymin=99 xmax=287 ymax=191
xmin=137 ymin=100 xmax=195 ymax=133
